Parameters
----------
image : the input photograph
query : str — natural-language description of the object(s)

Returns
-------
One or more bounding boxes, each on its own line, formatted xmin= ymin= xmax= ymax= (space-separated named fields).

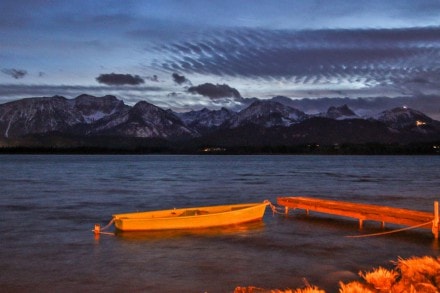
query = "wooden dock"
xmin=277 ymin=196 xmax=439 ymax=238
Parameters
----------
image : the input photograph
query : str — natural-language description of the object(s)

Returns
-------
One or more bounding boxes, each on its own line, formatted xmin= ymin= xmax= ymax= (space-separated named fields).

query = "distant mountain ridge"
xmin=224 ymin=100 xmax=308 ymax=128
xmin=176 ymin=107 xmax=235 ymax=133
xmin=0 ymin=94 xmax=127 ymax=138
xmin=1 ymin=94 xmax=439 ymax=150
xmin=325 ymin=105 xmax=358 ymax=120
xmin=84 ymin=101 xmax=195 ymax=138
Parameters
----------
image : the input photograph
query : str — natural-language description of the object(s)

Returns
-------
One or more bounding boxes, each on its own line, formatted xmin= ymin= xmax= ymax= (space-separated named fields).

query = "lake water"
xmin=1 ymin=155 xmax=439 ymax=292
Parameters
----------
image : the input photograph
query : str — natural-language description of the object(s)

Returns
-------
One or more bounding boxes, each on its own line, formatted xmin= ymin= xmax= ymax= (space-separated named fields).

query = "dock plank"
xmin=277 ymin=196 xmax=438 ymax=237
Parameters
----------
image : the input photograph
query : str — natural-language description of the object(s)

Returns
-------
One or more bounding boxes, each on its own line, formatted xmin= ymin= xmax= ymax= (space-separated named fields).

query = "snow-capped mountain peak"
xmin=0 ymin=94 xmax=129 ymax=138
xmin=325 ymin=104 xmax=358 ymax=120
xmin=177 ymin=107 xmax=235 ymax=130
xmin=86 ymin=100 xmax=197 ymax=138
xmin=72 ymin=94 xmax=128 ymax=123
xmin=227 ymin=100 xmax=307 ymax=128
xmin=375 ymin=106 xmax=435 ymax=130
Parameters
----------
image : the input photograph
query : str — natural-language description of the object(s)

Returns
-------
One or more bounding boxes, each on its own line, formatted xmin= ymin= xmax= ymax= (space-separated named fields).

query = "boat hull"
xmin=113 ymin=202 xmax=268 ymax=231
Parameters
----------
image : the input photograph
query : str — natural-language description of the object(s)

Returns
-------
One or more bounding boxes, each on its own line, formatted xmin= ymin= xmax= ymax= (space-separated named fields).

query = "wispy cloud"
xmin=0 ymin=84 xmax=161 ymax=102
xmin=151 ymin=27 xmax=440 ymax=96
xmin=1 ymin=0 xmax=440 ymax=118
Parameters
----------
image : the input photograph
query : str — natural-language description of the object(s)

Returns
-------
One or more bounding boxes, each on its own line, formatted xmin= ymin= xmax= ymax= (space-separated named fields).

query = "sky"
xmin=1 ymin=0 xmax=440 ymax=118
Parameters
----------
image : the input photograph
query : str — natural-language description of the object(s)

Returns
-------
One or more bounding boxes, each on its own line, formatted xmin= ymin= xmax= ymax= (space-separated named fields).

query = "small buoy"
xmin=93 ymin=224 xmax=101 ymax=234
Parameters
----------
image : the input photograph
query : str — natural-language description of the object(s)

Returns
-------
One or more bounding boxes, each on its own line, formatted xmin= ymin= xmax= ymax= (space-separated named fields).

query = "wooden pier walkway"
xmin=277 ymin=197 xmax=439 ymax=238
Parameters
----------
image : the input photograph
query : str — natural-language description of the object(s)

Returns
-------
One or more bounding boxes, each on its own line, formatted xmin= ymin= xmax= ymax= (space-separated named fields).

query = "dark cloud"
xmin=172 ymin=73 xmax=191 ymax=85
xmin=146 ymin=75 xmax=159 ymax=82
xmin=188 ymin=83 xmax=242 ymax=100
xmin=1 ymin=68 xmax=27 ymax=79
xmin=96 ymin=73 xmax=144 ymax=86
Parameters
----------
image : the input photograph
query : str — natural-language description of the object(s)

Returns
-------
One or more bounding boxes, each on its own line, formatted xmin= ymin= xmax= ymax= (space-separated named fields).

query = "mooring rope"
xmin=346 ymin=220 xmax=433 ymax=238
xmin=97 ymin=231 xmax=115 ymax=236
xmin=92 ymin=218 xmax=115 ymax=236
xmin=265 ymin=200 xmax=286 ymax=216
xmin=100 ymin=218 xmax=115 ymax=231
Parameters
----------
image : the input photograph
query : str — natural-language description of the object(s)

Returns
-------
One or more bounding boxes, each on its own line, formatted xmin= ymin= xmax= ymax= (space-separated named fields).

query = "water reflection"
xmin=114 ymin=221 xmax=266 ymax=242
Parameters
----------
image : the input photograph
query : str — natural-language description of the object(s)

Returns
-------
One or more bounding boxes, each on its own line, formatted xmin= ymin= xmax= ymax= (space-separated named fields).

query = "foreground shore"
xmin=234 ymin=255 xmax=440 ymax=293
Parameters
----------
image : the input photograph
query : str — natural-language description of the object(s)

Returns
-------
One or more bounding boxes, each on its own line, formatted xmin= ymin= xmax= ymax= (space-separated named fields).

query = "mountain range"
xmin=1 ymin=94 xmax=439 ymax=153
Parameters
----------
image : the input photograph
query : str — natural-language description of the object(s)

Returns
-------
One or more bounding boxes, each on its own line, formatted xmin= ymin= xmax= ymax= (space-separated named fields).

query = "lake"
xmin=1 ymin=155 xmax=439 ymax=292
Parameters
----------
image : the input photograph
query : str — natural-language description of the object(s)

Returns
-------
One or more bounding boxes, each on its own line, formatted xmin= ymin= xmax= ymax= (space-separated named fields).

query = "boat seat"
xmin=179 ymin=210 xmax=209 ymax=216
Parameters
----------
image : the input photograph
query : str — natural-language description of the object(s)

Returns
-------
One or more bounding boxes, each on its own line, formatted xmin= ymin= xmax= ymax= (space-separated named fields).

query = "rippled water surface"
xmin=1 ymin=155 xmax=439 ymax=292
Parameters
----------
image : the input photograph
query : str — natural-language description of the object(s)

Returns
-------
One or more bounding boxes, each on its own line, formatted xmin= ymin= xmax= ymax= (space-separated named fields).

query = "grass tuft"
xmin=359 ymin=267 xmax=398 ymax=290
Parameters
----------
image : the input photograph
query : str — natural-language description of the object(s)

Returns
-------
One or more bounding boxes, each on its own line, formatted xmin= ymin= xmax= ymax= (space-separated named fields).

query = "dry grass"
xmin=292 ymin=286 xmax=325 ymax=293
xmin=338 ymin=281 xmax=375 ymax=293
xmin=342 ymin=256 xmax=440 ymax=293
xmin=359 ymin=267 xmax=398 ymax=290
xmin=233 ymin=286 xmax=324 ymax=293
xmin=393 ymin=256 xmax=440 ymax=293
xmin=396 ymin=256 xmax=440 ymax=284
xmin=234 ymin=256 xmax=440 ymax=293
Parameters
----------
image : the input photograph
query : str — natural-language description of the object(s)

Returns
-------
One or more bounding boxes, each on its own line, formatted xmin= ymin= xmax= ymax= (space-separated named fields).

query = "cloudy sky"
xmin=1 ymin=0 xmax=440 ymax=117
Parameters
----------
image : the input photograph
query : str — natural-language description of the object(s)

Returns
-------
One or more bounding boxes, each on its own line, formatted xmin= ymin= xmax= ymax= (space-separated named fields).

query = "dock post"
xmin=285 ymin=206 xmax=289 ymax=215
xmin=433 ymin=201 xmax=439 ymax=240
xmin=359 ymin=219 xmax=363 ymax=230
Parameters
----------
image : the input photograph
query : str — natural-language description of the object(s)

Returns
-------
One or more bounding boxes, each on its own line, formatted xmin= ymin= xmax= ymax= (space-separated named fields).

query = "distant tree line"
xmin=1 ymin=142 xmax=439 ymax=155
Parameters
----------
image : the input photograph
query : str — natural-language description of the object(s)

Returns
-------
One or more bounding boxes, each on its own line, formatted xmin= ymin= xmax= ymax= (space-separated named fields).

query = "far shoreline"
xmin=1 ymin=142 xmax=439 ymax=155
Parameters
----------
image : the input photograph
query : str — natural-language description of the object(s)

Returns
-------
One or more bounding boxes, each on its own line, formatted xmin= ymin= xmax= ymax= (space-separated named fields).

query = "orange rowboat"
xmin=111 ymin=201 xmax=269 ymax=232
